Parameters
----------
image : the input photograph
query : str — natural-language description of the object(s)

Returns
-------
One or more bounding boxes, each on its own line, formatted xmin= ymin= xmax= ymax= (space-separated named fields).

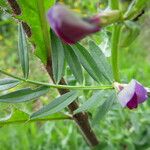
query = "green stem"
xmin=109 ymin=0 xmax=121 ymax=82
xmin=1 ymin=116 xmax=72 ymax=126
xmin=111 ymin=24 xmax=121 ymax=82
xmin=0 ymin=69 xmax=113 ymax=90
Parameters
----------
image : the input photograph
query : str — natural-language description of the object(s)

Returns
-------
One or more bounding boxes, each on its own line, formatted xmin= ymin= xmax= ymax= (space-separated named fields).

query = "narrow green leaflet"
xmin=0 ymin=78 xmax=20 ymax=91
xmin=0 ymin=86 xmax=49 ymax=103
xmin=0 ymin=108 xmax=71 ymax=127
xmin=51 ymin=30 xmax=65 ymax=83
xmin=92 ymin=90 xmax=117 ymax=125
xmin=31 ymin=91 xmax=78 ymax=119
xmin=71 ymin=43 xmax=104 ymax=83
xmin=17 ymin=0 xmax=55 ymax=64
xmin=63 ymin=44 xmax=83 ymax=84
xmin=74 ymin=90 xmax=108 ymax=114
xmin=89 ymin=40 xmax=113 ymax=83
xmin=18 ymin=23 xmax=29 ymax=79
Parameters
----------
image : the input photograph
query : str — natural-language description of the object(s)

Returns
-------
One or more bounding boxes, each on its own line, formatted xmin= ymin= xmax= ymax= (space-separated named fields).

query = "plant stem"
xmin=111 ymin=25 xmax=121 ymax=82
xmin=0 ymin=69 xmax=113 ymax=90
xmin=1 ymin=116 xmax=72 ymax=126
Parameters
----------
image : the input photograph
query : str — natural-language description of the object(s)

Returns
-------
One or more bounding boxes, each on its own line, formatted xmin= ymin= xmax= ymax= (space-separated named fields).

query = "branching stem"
xmin=0 ymin=69 xmax=113 ymax=90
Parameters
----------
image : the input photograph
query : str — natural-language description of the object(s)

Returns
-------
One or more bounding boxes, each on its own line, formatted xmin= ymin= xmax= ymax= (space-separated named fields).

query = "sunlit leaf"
xmin=31 ymin=91 xmax=78 ymax=119
xmin=0 ymin=108 xmax=71 ymax=127
xmin=0 ymin=86 xmax=49 ymax=103
xmin=0 ymin=108 xmax=29 ymax=127
xmin=17 ymin=0 xmax=55 ymax=64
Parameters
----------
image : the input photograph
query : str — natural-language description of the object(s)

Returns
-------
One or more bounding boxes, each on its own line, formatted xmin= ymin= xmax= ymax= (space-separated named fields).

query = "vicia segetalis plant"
xmin=0 ymin=0 xmax=149 ymax=148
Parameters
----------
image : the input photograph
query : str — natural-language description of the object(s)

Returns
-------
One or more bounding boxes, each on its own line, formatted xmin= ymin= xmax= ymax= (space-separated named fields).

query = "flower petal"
xmin=118 ymin=80 xmax=136 ymax=107
xmin=127 ymin=93 xmax=138 ymax=109
xmin=134 ymin=80 xmax=148 ymax=104
xmin=47 ymin=4 xmax=100 ymax=44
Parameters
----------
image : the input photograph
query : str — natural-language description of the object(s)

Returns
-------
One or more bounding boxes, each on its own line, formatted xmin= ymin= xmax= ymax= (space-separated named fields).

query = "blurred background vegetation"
xmin=0 ymin=0 xmax=150 ymax=150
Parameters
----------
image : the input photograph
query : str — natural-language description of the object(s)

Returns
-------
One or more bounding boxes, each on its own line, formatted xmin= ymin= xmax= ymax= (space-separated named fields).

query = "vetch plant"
xmin=0 ymin=0 xmax=149 ymax=149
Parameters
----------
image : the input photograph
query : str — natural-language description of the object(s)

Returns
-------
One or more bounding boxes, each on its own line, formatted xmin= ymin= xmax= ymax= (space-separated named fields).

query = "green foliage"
xmin=74 ymin=90 xmax=110 ymax=114
xmin=0 ymin=0 xmax=150 ymax=149
xmin=119 ymin=21 xmax=140 ymax=48
xmin=0 ymin=108 xmax=29 ymax=127
xmin=0 ymin=86 xmax=49 ymax=103
xmin=89 ymin=40 xmax=113 ymax=83
xmin=31 ymin=91 xmax=78 ymax=119
xmin=71 ymin=43 xmax=111 ymax=84
xmin=18 ymin=23 xmax=29 ymax=79
xmin=124 ymin=0 xmax=148 ymax=19
xmin=16 ymin=0 xmax=55 ymax=64
xmin=51 ymin=30 xmax=65 ymax=83
xmin=92 ymin=90 xmax=117 ymax=125
xmin=0 ymin=107 xmax=71 ymax=127
xmin=63 ymin=44 xmax=83 ymax=84
xmin=0 ymin=78 xmax=19 ymax=91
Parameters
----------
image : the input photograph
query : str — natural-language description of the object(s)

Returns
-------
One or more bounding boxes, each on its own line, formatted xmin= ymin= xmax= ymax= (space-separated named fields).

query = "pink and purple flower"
xmin=116 ymin=79 xmax=148 ymax=109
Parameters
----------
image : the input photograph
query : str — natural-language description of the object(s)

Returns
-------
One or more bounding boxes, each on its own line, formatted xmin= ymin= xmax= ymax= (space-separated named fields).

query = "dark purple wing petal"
xmin=127 ymin=93 xmax=138 ymax=109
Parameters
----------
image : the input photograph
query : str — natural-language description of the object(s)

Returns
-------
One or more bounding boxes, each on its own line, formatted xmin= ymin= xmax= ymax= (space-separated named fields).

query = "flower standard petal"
xmin=117 ymin=79 xmax=148 ymax=109
xmin=47 ymin=4 xmax=100 ymax=44
xmin=118 ymin=80 xmax=136 ymax=107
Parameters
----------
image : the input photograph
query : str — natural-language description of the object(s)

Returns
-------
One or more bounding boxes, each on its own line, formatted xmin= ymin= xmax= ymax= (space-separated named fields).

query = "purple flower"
xmin=47 ymin=4 xmax=100 ymax=44
xmin=117 ymin=79 xmax=148 ymax=109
